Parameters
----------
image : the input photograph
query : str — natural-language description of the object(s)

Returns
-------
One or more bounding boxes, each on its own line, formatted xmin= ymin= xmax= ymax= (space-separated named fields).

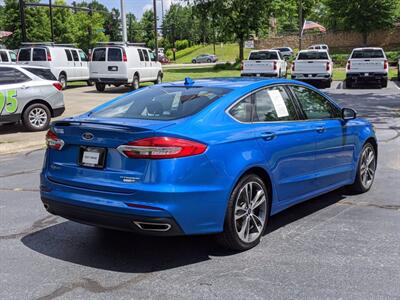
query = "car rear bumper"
xmin=53 ymin=106 xmax=65 ymax=118
xmin=346 ymin=73 xmax=387 ymax=82
xmin=90 ymin=78 xmax=129 ymax=84
xmin=241 ymin=72 xmax=279 ymax=77
xmin=291 ymin=74 xmax=332 ymax=81
xmin=41 ymin=197 xmax=184 ymax=236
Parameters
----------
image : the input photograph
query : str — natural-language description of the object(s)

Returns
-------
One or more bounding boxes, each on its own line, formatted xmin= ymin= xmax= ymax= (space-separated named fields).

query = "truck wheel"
xmin=58 ymin=74 xmax=67 ymax=90
xmin=131 ymin=75 xmax=140 ymax=90
xmin=154 ymin=72 xmax=162 ymax=85
xmin=192 ymin=59 xmax=196 ymax=64
xmin=87 ymin=80 xmax=94 ymax=86
xmin=381 ymin=79 xmax=388 ymax=88
xmin=95 ymin=82 xmax=106 ymax=92
xmin=345 ymin=79 xmax=353 ymax=89
xmin=22 ymin=103 xmax=51 ymax=132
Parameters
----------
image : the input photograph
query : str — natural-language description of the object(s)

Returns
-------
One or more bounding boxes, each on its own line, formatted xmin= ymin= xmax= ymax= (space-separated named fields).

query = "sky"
xmin=0 ymin=0 xmax=176 ymax=19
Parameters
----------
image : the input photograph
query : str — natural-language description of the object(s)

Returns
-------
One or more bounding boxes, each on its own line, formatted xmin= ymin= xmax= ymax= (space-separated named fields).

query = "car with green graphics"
xmin=0 ymin=65 xmax=65 ymax=131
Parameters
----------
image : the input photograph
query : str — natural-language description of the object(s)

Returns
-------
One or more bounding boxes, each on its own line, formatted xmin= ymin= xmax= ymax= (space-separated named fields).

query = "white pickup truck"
xmin=241 ymin=50 xmax=287 ymax=78
xmin=345 ymin=47 xmax=388 ymax=88
xmin=291 ymin=50 xmax=333 ymax=88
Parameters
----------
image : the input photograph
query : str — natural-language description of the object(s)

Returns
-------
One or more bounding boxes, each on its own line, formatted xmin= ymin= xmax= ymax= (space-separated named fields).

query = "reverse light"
xmin=53 ymin=82 xmax=63 ymax=91
xmin=117 ymin=137 xmax=207 ymax=159
xmin=46 ymin=130 xmax=64 ymax=150
xmin=346 ymin=60 xmax=351 ymax=70
xmin=383 ymin=59 xmax=388 ymax=70
xmin=47 ymin=50 xmax=52 ymax=62
xmin=326 ymin=62 xmax=330 ymax=72
xmin=273 ymin=61 xmax=277 ymax=71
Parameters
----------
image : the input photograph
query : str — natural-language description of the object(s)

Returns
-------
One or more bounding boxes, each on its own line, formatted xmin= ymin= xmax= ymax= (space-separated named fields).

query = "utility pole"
xmin=49 ymin=0 xmax=54 ymax=42
xmin=121 ymin=0 xmax=127 ymax=42
xmin=160 ymin=0 xmax=164 ymax=23
xmin=153 ymin=0 xmax=158 ymax=61
xmin=19 ymin=0 xmax=27 ymax=42
xmin=298 ymin=0 xmax=303 ymax=50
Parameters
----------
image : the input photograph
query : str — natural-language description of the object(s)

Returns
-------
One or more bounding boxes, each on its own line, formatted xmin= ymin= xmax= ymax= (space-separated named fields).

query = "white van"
xmin=17 ymin=43 xmax=90 ymax=89
xmin=0 ymin=49 xmax=17 ymax=63
xmin=89 ymin=42 xmax=163 ymax=92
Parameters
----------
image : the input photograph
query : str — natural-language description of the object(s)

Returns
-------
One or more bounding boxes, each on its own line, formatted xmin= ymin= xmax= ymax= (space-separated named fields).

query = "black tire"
xmin=95 ymin=82 xmax=106 ymax=92
xmin=22 ymin=103 xmax=51 ymax=132
xmin=154 ymin=72 xmax=162 ymax=85
xmin=381 ymin=79 xmax=388 ymax=88
xmin=345 ymin=79 xmax=353 ymax=89
xmin=207 ymin=59 xmax=212 ymax=63
xmin=87 ymin=80 xmax=94 ymax=86
xmin=347 ymin=142 xmax=377 ymax=194
xmin=192 ymin=59 xmax=196 ymax=64
xmin=131 ymin=75 xmax=140 ymax=90
xmin=58 ymin=73 xmax=67 ymax=90
xmin=217 ymin=174 xmax=270 ymax=251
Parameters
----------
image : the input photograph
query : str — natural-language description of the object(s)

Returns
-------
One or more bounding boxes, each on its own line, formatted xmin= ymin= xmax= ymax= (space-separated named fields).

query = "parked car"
xmin=291 ymin=50 xmax=333 ymax=88
xmin=17 ymin=43 xmax=90 ymax=89
xmin=0 ymin=49 xmax=17 ymax=63
xmin=192 ymin=54 xmax=218 ymax=63
xmin=0 ymin=65 xmax=64 ymax=131
xmin=158 ymin=53 xmax=170 ymax=64
xmin=345 ymin=47 xmax=388 ymax=88
xmin=40 ymin=77 xmax=377 ymax=251
xmin=89 ymin=42 xmax=163 ymax=92
xmin=272 ymin=47 xmax=294 ymax=58
xmin=241 ymin=49 xmax=287 ymax=78
xmin=308 ymin=44 xmax=329 ymax=52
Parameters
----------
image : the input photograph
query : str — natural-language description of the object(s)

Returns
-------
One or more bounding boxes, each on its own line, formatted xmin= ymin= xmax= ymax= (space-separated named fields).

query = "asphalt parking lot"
xmin=0 ymin=81 xmax=399 ymax=299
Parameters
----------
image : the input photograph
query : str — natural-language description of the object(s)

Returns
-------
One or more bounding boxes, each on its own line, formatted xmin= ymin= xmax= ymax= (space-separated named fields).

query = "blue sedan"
xmin=41 ymin=77 xmax=377 ymax=251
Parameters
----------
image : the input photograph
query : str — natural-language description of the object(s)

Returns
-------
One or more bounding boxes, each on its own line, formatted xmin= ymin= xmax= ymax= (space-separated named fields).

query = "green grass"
xmin=172 ymin=43 xmax=251 ymax=64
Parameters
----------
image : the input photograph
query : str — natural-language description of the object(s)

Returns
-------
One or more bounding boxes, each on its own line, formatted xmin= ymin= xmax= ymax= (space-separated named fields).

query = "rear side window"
xmin=137 ymin=49 xmax=144 ymax=61
xmin=65 ymin=49 xmax=72 ymax=61
xmin=253 ymin=86 xmax=297 ymax=122
xmin=22 ymin=67 xmax=56 ymax=81
xmin=0 ymin=51 xmax=9 ymax=62
xmin=92 ymin=48 xmax=106 ymax=61
xmin=92 ymin=86 xmax=232 ymax=120
xmin=249 ymin=51 xmax=278 ymax=60
xmin=351 ymin=49 xmax=384 ymax=59
xmin=108 ymin=48 xmax=122 ymax=61
xmin=14 ymin=69 xmax=30 ymax=83
xmin=143 ymin=50 xmax=149 ymax=61
xmin=229 ymin=95 xmax=252 ymax=122
xmin=32 ymin=48 xmax=47 ymax=61
xmin=71 ymin=50 xmax=79 ymax=61
xmin=9 ymin=51 xmax=17 ymax=62
xmin=0 ymin=67 xmax=15 ymax=84
xmin=18 ymin=48 xmax=31 ymax=61
xmin=291 ymin=86 xmax=340 ymax=119
xmin=298 ymin=51 xmax=328 ymax=60
xmin=149 ymin=51 xmax=156 ymax=62
xmin=79 ymin=50 xmax=88 ymax=62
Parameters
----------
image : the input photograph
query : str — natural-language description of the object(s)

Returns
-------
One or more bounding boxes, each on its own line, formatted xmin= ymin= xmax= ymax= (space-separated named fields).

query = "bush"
xmin=175 ymin=40 xmax=190 ymax=51
xmin=213 ymin=61 xmax=241 ymax=71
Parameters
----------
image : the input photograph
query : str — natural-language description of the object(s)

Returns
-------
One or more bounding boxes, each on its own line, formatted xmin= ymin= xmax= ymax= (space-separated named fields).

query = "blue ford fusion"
xmin=41 ymin=77 xmax=377 ymax=250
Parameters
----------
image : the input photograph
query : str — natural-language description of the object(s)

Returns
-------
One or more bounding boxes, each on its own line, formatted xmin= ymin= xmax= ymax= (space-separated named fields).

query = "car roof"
xmin=0 ymin=64 xmax=50 ymax=70
xmin=352 ymin=47 xmax=383 ymax=51
xmin=162 ymin=77 xmax=302 ymax=89
xmin=299 ymin=49 xmax=328 ymax=53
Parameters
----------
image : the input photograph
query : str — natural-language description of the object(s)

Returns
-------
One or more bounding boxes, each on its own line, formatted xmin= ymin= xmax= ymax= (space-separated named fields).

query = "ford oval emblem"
xmin=82 ymin=132 xmax=94 ymax=140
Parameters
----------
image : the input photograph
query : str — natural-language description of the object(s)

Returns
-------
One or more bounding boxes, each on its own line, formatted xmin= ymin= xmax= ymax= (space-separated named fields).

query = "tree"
xmin=53 ymin=0 xmax=77 ymax=44
xmin=105 ymin=8 xmax=122 ymax=41
xmin=127 ymin=13 xmax=142 ymax=43
xmin=73 ymin=11 xmax=108 ymax=52
xmin=325 ymin=0 xmax=398 ymax=44
xmin=140 ymin=9 xmax=155 ymax=48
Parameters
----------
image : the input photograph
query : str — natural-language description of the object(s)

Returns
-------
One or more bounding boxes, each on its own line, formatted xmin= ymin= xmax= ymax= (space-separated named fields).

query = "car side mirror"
xmin=342 ymin=107 xmax=357 ymax=121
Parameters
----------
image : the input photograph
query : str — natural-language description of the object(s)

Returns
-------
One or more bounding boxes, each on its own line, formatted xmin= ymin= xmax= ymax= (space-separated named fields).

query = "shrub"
xmin=175 ymin=40 xmax=190 ymax=51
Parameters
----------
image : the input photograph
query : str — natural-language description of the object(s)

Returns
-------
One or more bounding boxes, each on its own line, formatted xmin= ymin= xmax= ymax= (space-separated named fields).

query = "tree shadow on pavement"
xmin=0 ymin=122 xmax=29 ymax=135
xmin=22 ymin=189 xmax=346 ymax=273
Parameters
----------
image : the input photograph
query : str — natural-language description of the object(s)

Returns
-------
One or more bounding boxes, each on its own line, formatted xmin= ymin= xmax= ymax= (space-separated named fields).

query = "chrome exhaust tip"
xmin=133 ymin=221 xmax=171 ymax=232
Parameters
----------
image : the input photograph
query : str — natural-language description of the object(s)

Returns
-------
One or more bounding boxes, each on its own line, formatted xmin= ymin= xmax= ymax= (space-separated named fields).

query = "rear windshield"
xmin=298 ymin=51 xmax=328 ymax=60
xmin=92 ymin=48 xmax=106 ymax=61
xmin=32 ymin=48 xmax=47 ymax=61
xmin=249 ymin=51 xmax=278 ymax=60
xmin=18 ymin=48 xmax=31 ymax=61
xmin=92 ymin=86 xmax=231 ymax=120
xmin=351 ymin=49 xmax=384 ymax=59
xmin=22 ymin=67 xmax=56 ymax=81
xmin=108 ymin=48 xmax=122 ymax=61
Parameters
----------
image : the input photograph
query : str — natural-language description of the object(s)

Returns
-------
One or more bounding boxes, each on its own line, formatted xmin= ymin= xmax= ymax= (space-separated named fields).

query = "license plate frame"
xmin=78 ymin=146 xmax=107 ymax=169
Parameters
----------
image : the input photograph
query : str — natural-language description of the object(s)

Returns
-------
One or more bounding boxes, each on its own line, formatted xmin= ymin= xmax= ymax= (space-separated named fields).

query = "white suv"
xmin=17 ymin=43 xmax=90 ymax=89
xmin=0 ymin=49 xmax=17 ymax=63
xmin=89 ymin=43 xmax=163 ymax=92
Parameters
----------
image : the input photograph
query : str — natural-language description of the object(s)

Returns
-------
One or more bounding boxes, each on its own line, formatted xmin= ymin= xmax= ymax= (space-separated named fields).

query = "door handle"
xmin=260 ymin=132 xmax=276 ymax=141
xmin=316 ymin=126 xmax=326 ymax=133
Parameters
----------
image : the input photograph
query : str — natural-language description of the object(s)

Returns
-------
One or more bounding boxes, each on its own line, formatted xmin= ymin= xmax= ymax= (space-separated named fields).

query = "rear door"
xmin=17 ymin=48 xmax=31 ymax=65
xmin=349 ymin=49 xmax=386 ymax=73
xmin=295 ymin=51 xmax=330 ymax=74
xmin=290 ymin=85 xmax=356 ymax=189
xmin=107 ymin=47 xmax=127 ymax=79
xmin=32 ymin=48 xmax=49 ymax=68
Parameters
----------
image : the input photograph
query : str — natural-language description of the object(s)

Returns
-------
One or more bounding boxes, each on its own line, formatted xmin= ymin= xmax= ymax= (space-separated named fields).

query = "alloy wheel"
xmin=28 ymin=107 xmax=48 ymax=128
xmin=360 ymin=145 xmax=376 ymax=189
xmin=234 ymin=181 xmax=267 ymax=243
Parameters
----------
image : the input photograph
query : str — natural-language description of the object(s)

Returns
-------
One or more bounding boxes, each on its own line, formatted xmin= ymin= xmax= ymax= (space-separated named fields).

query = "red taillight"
xmin=47 ymin=50 xmax=52 ymax=61
xmin=384 ymin=59 xmax=388 ymax=70
xmin=89 ymin=52 xmax=92 ymax=61
xmin=292 ymin=62 xmax=295 ymax=72
xmin=46 ymin=130 xmax=64 ymax=150
xmin=346 ymin=60 xmax=351 ymax=70
xmin=53 ymin=82 xmax=62 ymax=91
xmin=117 ymin=137 xmax=207 ymax=159
xmin=273 ymin=61 xmax=277 ymax=71
xmin=326 ymin=62 xmax=330 ymax=71
xmin=123 ymin=50 xmax=127 ymax=62
xmin=240 ymin=62 xmax=243 ymax=70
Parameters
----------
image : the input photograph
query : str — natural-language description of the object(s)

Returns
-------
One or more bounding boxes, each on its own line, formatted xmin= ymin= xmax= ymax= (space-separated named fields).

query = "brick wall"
xmin=255 ymin=26 xmax=400 ymax=51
